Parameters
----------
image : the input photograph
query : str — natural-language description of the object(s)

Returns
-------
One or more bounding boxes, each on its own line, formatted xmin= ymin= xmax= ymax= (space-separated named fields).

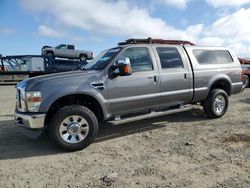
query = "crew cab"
xmin=15 ymin=38 xmax=243 ymax=151
xmin=41 ymin=44 xmax=93 ymax=61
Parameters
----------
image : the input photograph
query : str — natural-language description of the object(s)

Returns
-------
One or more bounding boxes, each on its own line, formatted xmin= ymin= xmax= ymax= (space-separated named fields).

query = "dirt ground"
xmin=0 ymin=85 xmax=249 ymax=188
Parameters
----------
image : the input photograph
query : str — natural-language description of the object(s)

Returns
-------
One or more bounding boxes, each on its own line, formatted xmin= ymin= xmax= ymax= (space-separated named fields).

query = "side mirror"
xmin=111 ymin=57 xmax=132 ymax=77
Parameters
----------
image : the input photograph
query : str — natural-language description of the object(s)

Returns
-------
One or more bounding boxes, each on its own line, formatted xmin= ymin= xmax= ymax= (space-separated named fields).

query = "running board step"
xmin=108 ymin=105 xmax=193 ymax=125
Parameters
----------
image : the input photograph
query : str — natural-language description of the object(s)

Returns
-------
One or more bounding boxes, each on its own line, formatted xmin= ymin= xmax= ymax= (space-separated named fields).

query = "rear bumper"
xmin=14 ymin=110 xmax=46 ymax=129
xmin=232 ymin=82 xmax=244 ymax=94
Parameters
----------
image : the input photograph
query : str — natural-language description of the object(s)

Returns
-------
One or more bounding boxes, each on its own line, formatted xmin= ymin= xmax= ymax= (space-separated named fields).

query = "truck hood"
xmin=20 ymin=70 xmax=102 ymax=91
xmin=42 ymin=45 xmax=52 ymax=49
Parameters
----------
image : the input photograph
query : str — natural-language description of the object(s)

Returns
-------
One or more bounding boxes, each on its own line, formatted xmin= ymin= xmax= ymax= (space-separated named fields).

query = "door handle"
xmin=148 ymin=76 xmax=159 ymax=84
xmin=154 ymin=76 xmax=159 ymax=84
xmin=154 ymin=76 xmax=157 ymax=83
xmin=184 ymin=73 xmax=187 ymax=80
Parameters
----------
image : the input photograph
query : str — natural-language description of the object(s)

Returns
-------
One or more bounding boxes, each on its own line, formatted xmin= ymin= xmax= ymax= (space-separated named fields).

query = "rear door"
xmin=107 ymin=46 xmax=161 ymax=115
xmin=153 ymin=46 xmax=193 ymax=106
xmin=67 ymin=45 xmax=76 ymax=58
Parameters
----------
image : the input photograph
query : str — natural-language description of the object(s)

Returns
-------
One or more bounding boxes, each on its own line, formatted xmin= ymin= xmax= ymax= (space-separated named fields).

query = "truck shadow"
xmin=239 ymin=98 xmax=250 ymax=104
xmin=0 ymin=109 xmax=207 ymax=160
xmin=96 ymin=109 xmax=207 ymax=143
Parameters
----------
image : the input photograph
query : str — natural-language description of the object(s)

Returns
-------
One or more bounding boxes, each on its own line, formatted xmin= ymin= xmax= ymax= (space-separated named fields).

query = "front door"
xmin=107 ymin=46 xmax=161 ymax=115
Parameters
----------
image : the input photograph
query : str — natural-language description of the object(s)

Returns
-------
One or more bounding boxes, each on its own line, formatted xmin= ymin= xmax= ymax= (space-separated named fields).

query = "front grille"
xmin=16 ymin=88 xmax=26 ymax=112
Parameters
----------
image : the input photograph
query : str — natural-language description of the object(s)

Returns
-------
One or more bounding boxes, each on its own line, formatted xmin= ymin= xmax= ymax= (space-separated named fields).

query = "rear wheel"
xmin=48 ymin=105 xmax=98 ymax=151
xmin=203 ymin=89 xmax=228 ymax=118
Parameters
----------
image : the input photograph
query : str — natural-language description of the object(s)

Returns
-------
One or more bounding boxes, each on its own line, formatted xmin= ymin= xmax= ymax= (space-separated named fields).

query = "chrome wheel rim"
xmin=213 ymin=95 xmax=226 ymax=114
xmin=59 ymin=115 xmax=89 ymax=144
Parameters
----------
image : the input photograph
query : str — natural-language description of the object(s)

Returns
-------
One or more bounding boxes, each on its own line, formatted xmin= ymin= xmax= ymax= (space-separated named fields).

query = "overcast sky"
xmin=1 ymin=0 xmax=250 ymax=57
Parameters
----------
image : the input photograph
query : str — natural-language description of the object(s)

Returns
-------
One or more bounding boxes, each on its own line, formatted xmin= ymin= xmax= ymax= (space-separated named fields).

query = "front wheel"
xmin=46 ymin=52 xmax=55 ymax=59
xmin=48 ymin=105 xmax=98 ymax=151
xmin=79 ymin=54 xmax=87 ymax=62
xmin=203 ymin=89 xmax=228 ymax=118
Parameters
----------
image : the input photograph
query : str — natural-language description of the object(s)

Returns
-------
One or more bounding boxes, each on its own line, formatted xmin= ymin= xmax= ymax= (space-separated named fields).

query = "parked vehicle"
xmin=15 ymin=38 xmax=243 ymax=151
xmin=0 ymin=55 xmax=87 ymax=83
xmin=41 ymin=44 xmax=93 ymax=61
xmin=238 ymin=58 xmax=250 ymax=88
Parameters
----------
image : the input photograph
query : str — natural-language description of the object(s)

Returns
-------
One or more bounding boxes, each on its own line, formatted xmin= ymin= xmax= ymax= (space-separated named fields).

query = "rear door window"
xmin=156 ymin=47 xmax=184 ymax=69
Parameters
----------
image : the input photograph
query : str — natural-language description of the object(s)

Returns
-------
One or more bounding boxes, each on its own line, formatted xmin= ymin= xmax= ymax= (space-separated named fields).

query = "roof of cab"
xmin=118 ymin=38 xmax=195 ymax=46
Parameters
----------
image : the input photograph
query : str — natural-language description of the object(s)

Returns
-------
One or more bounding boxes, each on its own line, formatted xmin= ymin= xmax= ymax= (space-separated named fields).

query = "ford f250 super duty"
xmin=15 ymin=38 xmax=243 ymax=151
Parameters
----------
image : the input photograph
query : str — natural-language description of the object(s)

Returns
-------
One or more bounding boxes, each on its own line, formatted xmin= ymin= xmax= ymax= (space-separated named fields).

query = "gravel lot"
xmin=0 ymin=85 xmax=249 ymax=188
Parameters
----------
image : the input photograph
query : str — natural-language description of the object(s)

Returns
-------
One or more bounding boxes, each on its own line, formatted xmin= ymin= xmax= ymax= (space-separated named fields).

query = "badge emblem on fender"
xmin=91 ymin=80 xmax=105 ymax=90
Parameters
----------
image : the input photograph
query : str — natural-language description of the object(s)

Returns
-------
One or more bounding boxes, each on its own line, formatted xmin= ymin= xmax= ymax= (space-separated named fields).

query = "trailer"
xmin=0 ymin=55 xmax=87 ymax=84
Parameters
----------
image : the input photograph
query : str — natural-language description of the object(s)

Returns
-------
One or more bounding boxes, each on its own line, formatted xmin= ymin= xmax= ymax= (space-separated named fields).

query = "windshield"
xmin=85 ymin=47 xmax=121 ymax=70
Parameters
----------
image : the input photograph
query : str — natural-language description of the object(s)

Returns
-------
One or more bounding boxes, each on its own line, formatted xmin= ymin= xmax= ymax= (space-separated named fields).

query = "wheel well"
xmin=45 ymin=94 xmax=104 ymax=125
xmin=209 ymin=80 xmax=231 ymax=96
xmin=79 ymin=53 xmax=87 ymax=57
xmin=46 ymin=51 xmax=54 ymax=55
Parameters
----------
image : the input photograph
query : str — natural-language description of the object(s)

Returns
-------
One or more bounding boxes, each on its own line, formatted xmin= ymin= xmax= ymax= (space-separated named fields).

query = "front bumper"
xmin=14 ymin=110 xmax=46 ymax=129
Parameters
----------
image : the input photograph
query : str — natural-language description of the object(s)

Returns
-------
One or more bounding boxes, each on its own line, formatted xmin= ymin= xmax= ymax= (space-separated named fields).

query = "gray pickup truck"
xmin=15 ymin=38 xmax=243 ymax=151
xmin=41 ymin=44 xmax=93 ymax=61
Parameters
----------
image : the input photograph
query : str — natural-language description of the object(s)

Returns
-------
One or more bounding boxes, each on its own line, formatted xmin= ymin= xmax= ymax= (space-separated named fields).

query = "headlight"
xmin=26 ymin=91 xmax=42 ymax=112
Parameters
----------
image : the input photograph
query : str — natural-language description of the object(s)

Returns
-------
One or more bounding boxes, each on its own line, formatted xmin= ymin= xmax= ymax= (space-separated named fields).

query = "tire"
xmin=46 ymin=52 xmax=54 ymax=59
xmin=203 ymin=89 xmax=228 ymax=118
xmin=48 ymin=105 xmax=98 ymax=151
xmin=242 ymin=75 xmax=249 ymax=89
xmin=79 ymin=54 xmax=87 ymax=62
